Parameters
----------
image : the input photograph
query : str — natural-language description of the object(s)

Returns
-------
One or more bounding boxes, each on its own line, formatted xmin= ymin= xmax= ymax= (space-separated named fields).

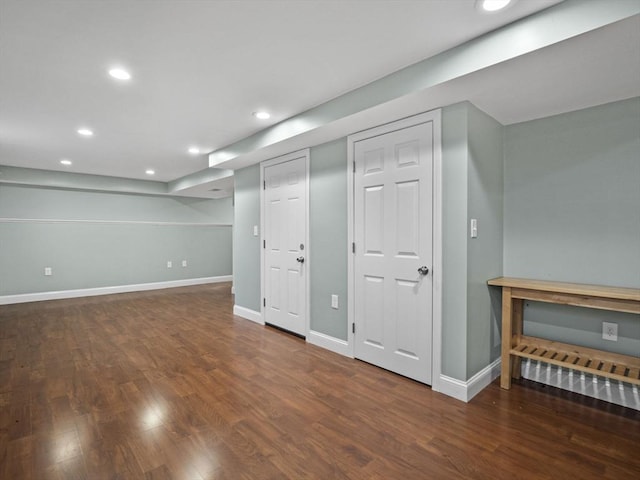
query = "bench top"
xmin=487 ymin=277 xmax=640 ymax=302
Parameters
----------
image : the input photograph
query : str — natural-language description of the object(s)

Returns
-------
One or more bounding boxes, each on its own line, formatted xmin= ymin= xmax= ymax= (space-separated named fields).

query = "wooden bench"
xmin=487 ymin=277 xmax=640 ymax=390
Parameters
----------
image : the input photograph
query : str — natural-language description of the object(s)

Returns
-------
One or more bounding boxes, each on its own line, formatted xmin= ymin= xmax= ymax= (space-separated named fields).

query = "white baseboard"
xmin=434 ymin=358 xmax=501 ymax=403
xmin=307 ymin=330 xmax=352 ymax=358
xmin=0 ymin=275 xmax=232 ymax=305
xmin=521 ymin=359 xmax=640 ymax=411
xmin=233 ymin=305 xmax=263 ymax=325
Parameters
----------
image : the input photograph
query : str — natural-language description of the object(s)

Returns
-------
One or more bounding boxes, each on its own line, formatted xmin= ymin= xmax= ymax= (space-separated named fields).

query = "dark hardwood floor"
xmin=1 ymin=283 xmax=638 ymax=479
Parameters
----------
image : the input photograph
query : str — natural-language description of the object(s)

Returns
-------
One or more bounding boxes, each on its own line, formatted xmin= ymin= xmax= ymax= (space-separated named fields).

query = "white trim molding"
xmin=435 ymin=359 xmax=501 ymax=403
xmin=233 ymin=305 xmax=263 ymax=325
xmin=0 ymin=217 xmax=232 ymax=227
xmin=0 ymin=275 xmax=232 ymax=305
xmin=307 ymin=330 xmax=352 ymax=358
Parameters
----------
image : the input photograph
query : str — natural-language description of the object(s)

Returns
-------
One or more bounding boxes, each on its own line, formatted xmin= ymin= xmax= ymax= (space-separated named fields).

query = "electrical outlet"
xmin=44 ymin=267 xmax=52 ymax=276
xmin=182 ymin=260 xmax=187 ymax=267
xmin=331 ymin=294 xmax=339 ymax=309
xmin=167 ymin=261 xmax=172 ymax=268
xmin=602 ymin=322 xmax=618 ymax=341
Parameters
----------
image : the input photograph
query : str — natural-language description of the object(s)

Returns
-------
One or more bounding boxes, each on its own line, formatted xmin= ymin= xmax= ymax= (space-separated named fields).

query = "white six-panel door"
xmin=263 ymin=152 xmax=308 ymax=337
xmin=353 ymin=120 xmax=434 ymax=384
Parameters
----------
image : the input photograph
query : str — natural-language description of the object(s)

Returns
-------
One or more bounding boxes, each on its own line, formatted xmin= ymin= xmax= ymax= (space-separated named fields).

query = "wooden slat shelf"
xmin=487 ymin=277 xmax=640 ymax=391
xmin=511 ymin=335 xmax=640 ymax=386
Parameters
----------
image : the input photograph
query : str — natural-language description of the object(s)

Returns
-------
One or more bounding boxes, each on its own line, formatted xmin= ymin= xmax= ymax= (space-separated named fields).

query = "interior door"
xmin=263 ymin=154 xmax=308 ymax=337
xmin=353 ymin=121 xmax=434 ymax=384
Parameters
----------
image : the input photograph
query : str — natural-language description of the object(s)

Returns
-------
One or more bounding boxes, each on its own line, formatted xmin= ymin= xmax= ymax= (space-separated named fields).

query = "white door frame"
xmin=260 ymin=148 xmax=311 ymax=337
xmin=347 ymin=110 xmax=443 ymax=387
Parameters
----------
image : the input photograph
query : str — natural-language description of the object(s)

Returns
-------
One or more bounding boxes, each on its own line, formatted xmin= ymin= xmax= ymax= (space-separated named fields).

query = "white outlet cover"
xmin=182 ymin=260 xmax=187 ymax=267
xmin=167 ymin=261 xmax=172 ymax=268
xmin=602 ymin=322 xmax=618 ymax=341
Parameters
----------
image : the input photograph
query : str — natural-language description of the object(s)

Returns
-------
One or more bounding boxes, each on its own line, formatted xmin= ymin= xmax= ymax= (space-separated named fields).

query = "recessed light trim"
xmin=478 ymin=0 xmax=512 ymax=12
xmin=145 ymin=169 xmax=155 ymax=175
xmin=253 ymin=111 xmax=271 ymax=120
xmin=188 ymin=147 xmax=200 ymax=155
xmin=108 ymin=67 xmax=132 ymax=80
xmin=77 ymin=128 xmax=93 ymax=137
xmin=60 ymin=159 xmax=72 ymax=166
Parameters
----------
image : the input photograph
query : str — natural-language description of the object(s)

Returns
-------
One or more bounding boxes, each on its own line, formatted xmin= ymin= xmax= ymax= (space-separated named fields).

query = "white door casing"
xmin=261 ymin=150 xmax=310 ymax=337
xmin=348 ymin=111 xmax=442 ymax=385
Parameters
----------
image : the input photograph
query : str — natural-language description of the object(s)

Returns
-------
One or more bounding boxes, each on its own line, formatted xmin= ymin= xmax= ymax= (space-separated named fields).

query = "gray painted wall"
xmin=466 ymin=104 xmax=504 ymax=377
xmin=231 ymin=141 xmax=350 ymax=341
xmin=441 ymin=103 xmax=470 ymax=381
xmin=232 ymin=104 xmax=505 ymax=383
xmin=310 ymin=139 xmax=348 ymax=340
xmin=504 ymin=97 xmax=640 ymax=356
xmin=232 ymin=99 xmax=640 ymax=381
xmin=0 ymin=185 xmax=232 ymax=296
xmin=0 ymin=184 xmax=233 ymax=223
xmin=440 ymin=102 xmax=504 ymax=380
xmin=232 ymin=164 xmax=261 ymax=312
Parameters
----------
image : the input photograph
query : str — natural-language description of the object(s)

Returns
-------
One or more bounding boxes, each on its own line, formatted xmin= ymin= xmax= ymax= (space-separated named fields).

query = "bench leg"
xmin=512 ymin=299 xmax=523 ymax=380
xmin=501 ymin=287 xmax=513 ymax=389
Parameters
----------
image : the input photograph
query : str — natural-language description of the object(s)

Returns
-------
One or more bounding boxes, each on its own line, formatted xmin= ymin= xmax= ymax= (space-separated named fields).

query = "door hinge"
xmin=352 ymin=323 xmax=355 ymax=334
xmin=352 ymin=242 xmax=355 ymax=254
xmin=263 ymin=180 xmax=266 ymax=190
xmin=263 ymin=298 xmax=266 ymax=307
xmin=263 ymin=239 xmax=266 ymax=249
xmin=353 ymin=161 xmax=356 ymax=173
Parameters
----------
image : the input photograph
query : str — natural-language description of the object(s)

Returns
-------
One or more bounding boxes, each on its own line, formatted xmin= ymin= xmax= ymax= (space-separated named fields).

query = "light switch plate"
xmin=331 ymin=294 xmax=339 ymax=309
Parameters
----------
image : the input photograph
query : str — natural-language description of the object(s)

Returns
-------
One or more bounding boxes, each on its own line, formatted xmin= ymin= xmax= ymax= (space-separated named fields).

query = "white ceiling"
xmin=1 ymin=0 xmax=566 ymax=185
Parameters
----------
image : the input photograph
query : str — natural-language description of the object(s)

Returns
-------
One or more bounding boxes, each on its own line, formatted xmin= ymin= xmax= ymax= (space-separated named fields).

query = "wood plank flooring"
xmin=1 ymin=283 xmax=638 ymax=479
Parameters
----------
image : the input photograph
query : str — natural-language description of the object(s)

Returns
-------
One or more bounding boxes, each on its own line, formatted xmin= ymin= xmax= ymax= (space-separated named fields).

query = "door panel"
xmin=395 ymin=278 xmax=420 ymax=359
xmin=264 ymin=155 xmax=307 ymax=336
xmin=396 ymin=180 xmax=419 ymax=256
xmin=354 ymin=121 xmax=433 ymax=384
xmin=363 ymin=275 xmax=385 ymax=348
xmin=364 ymin=186 xmax=384 ymax=255
xmin=270 ymin=268 xmax=281 ymax=312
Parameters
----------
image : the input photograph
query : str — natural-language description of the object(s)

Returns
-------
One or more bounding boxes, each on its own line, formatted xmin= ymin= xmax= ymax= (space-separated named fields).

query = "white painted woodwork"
xmin=353 ymin=120 xmax=434 ymax=384
xmin=263 ymin=153 xmax=308 ymax=336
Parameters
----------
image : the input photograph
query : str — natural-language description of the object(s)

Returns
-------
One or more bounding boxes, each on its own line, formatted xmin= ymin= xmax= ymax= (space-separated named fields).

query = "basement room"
xmin=1 ymin=0 xmax=638 ymax=478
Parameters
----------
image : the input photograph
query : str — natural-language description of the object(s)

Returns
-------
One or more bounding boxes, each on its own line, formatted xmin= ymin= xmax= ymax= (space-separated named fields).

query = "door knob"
xmin=418 ymin=266 xmax=429 ymax=275
xmin=297 ymin=256 xmax=305 ymax=264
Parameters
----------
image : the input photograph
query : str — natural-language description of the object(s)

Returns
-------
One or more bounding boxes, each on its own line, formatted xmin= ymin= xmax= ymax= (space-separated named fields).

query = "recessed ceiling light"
xmin=108 ymin=67 xmax=131 ymax=80
xmin=60 ymin=159 xmax=72 ymax=166
xmin=188 ymin=147 xmax=200 ymax=155
xmin=478 ymin=0 xmax=512 ymax=11
xmin=145 ymin=169 xmax=155 ymax=175
xmin=77 ymin=128 xmax=93 ymax=137
xmin=253 ymin=111 xmax=271 ymax=120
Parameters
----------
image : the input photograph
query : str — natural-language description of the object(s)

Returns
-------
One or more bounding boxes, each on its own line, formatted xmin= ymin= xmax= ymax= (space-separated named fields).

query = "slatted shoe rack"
xmin=487 ymin=277 xmax=640 ymax=390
